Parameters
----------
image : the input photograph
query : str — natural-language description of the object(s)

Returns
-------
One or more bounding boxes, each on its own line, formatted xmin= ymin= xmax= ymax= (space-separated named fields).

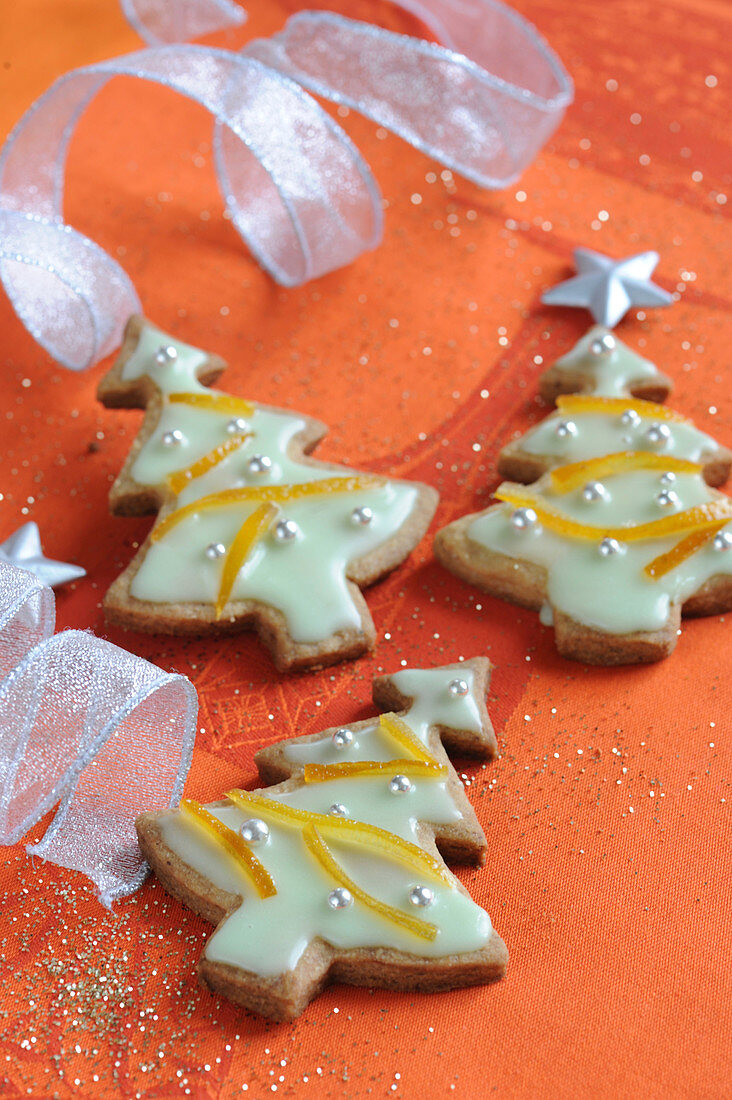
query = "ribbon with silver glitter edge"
xmin=0 ymin=0 xmax=572 ymax=370
xmin=0 ymin=560 xmax=197 ymax=907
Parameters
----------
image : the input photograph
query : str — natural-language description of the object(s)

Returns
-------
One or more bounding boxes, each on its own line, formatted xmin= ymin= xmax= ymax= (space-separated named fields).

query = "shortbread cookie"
xmin=435 ymin=456 xmax=732 ymax=665
xmin=137 ymin=660 xmax=507 ymax=1021
xmin=98 ymin=317 xmax=438 ymax=671
xmin=499 ymin=329 xmax=731 ymax=486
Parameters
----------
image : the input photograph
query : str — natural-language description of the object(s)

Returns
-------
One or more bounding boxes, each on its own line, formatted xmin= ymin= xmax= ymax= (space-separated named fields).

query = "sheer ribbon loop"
xmin=0 ymin=562 xmax=197 ymax=906
xmin=120 ymin=0 xmax=246 ymax=45
xmin=247 ymin=8 xmax=573 ymax=187
xmin=0 ymin=2 xmax=571 ymax=369
xmin=0 ymin=46 xmax=381 ymax=367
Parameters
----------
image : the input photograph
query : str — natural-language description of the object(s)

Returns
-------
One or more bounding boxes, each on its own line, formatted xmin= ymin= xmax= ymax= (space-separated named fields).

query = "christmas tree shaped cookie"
xmin=98 ymin=317 xmax=438 ymax=670
xmin=136 ymin=659 xmax=507 ymax=1021
xmin=435 ymin=329 xmax=732 ymax=665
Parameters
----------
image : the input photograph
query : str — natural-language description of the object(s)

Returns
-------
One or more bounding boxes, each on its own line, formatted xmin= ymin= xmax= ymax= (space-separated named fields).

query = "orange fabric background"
xmin=0 ymin=1 xmax=730 ymax=1096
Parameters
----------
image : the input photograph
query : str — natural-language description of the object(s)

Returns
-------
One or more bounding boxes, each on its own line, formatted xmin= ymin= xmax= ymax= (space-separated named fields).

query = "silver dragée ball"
xmin=713 ymin=531 xmax=732 ymax=552
xmin=162 ymin=428 xmax=185 ymax=446
xmin=226 ymin=416 xmax=249 ymax=434
xmin=448 ymin=678 xmax=469 ymax=697
xmin=332 ymin=727 xmax=354 ymax=749
xmin=328 ymin=803 xmax=349 ymax=818
xmin=659 ymin=471 xmax=677 ymax=486
xmin=511 ymin=507 xmax=538 ymax=531
xmin=351 ymin=506 xmax=374 ymax=526
xmin=645 ymin=422 xmax=671 ymax=446
xmin=555 ymin=419 xmax=578 ymax=439
xmin=389 ymin=774 xmax=413 ymax=795
xmin=590 ymin=333 xmax=616 ymax=356
xmin=656 ymin=489 xmax=680 ymax=508
xmin=598 ymin=537 xmax=624 ymax=557
xmin=205 ymin=542 xmax=226 ymax=560
xmin=327 ymin=887 xmax=353 ymax=910
xmin=408 ymin=885 xmax=435 ymax=908
xmin=154 ymin=345 xmax=178 ymax=365
xmin=582 ymin=481 xmax=608 ymax=503
xmin=620 ymin=409 xmax=641 ymax=428
xmin=247 ymin=454 xmax=273 ymax=474
xmin=274 ymin=519 xmax=299 ymax=541
xmin=239 ymin=818 xmax=269 ymax=845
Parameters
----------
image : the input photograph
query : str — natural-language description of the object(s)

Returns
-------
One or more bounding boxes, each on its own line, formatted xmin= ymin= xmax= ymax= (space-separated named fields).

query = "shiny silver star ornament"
xmin=541 ymin=248 xmax=673 ymax=327
xmin=0 ymin=522 xmax=86 ymax=588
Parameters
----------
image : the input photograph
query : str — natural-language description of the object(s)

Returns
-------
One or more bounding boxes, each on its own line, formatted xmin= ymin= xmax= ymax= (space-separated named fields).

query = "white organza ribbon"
xmin=0 ymin=1 xmax=572 ymax=370
xmin=0 ymin=47 xmax=380 ymax=370
xmin=0 ymin=561 xmax=197 ymax=906
xmin=245 ymin=6 xmax=572 ymax=189
xmin=121 ymin=0 xmax=246 ymax=44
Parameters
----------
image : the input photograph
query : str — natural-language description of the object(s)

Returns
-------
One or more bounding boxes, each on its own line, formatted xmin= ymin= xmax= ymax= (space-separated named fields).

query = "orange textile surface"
xmin=0 ymin=1 xmax=730 ymax=1097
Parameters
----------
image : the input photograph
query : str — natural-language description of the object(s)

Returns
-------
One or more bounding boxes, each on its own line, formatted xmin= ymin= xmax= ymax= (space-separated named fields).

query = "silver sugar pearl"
xmin=582 ymin=481 xmax=608 ymax=503
xmin=589 ymin=333 xmax=616 ymax=356
xmin=389 ymin=774 xmax=413 ymax=795
xmin=247 ymin=454 xmax=273 ymax=474
xmin=327 ymin=887 xmax=353 ymax=910
xmin=448 ymin=678 xmax=469 ymax=697
xmin=511 ymin=507 xmax=538 ymax=531
xmin=239 ymin=818 xmax=269 ymax=845
xmin=713 ymin=531 xmax=732 ymax=552
xmin=328 ymin=803 xmax=349 ymax=818
xmin=645 ymin=422 xmax=672 ymax=446
xmin=226 ymin=416 xmax=249 ymax=434
xmin=659 ymin=471 xmax=677 ymax=486
xmin=162 ymin=429 xmax=185 ymax=447
xmin=205 ymin=542 xmax=226 ymax=560
xmin=351 ymin=506 xmax=374 ymax=526
xmin=555 ymin=419 xmax=578 ymax=439
xmin=274 ymin=519 xmax=299 ymax=541
xmin=599 ymin=537 xmax=625 ymax=557
xmin=620 ymin=409 xmax=641 ymax=428
xmin=154 ymin=344 xmax=178 ymax=365
xmin=332 ymin=727 xmax=354 ymax=749
xmin=409 ymin=885 xmax=435 ymax=908
xmin=656 ymin=489 xmax=680 ymax=508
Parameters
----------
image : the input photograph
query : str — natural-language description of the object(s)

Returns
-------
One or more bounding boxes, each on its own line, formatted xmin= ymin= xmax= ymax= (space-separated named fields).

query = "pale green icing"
xmin=552 ymin=325 xmax=664 ymax=397
xmin=120 ymin=321 xmax=424 ymax=643
xmin=284 ymin=666 xmax=481 ymax=767
xmin=157 ymin=670 xmax=493 ymax=977
xmin=519 ymin=409 xmax=718 ymax=463
xmin=130 ymin=482 xmax=417 ymax=641
xmin=469 ymin=469 xmax=732 ymax=634
xmin=121 ymin=322 xmax=210 ymax=396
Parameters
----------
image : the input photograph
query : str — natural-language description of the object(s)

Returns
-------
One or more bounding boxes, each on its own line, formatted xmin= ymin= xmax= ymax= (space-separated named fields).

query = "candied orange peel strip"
xmin=496 ymin=485 xmax=732 ymax=542
xmin=152 ymin=475 xmax=384 ymax=544
xmin=302 ymin=824 xmax=438 ymax=941
xmin=180 ymin=799 xmax=276 ymax=898
xmin=556 ymin=395 xmax=687 ymax=423
xmin=168 ymin=392 xmax=255 ymax=418
xmin=215 ymin=501 xmax=279 ymax=618
xmin=378 ymin=713 xmax=436 ymax=764
xmin=167 ymin=433 xmax=252 ymax=495
xmin=644 ymin=521 xmax=728 ymax=579
xmin=226 ymin=790 xmax=452 ymax=884
xmin=304 ymin=760 xmax=447 ymax=783
xmin=549 ymin=453 xmax=703 ymax=494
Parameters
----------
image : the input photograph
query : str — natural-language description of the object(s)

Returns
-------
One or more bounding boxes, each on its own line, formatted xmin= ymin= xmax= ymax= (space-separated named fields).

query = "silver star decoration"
xmin=542 ymin=248 xmax=673 ymax=327
xmin=0 ymin=522 xmax=86 ymax=588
